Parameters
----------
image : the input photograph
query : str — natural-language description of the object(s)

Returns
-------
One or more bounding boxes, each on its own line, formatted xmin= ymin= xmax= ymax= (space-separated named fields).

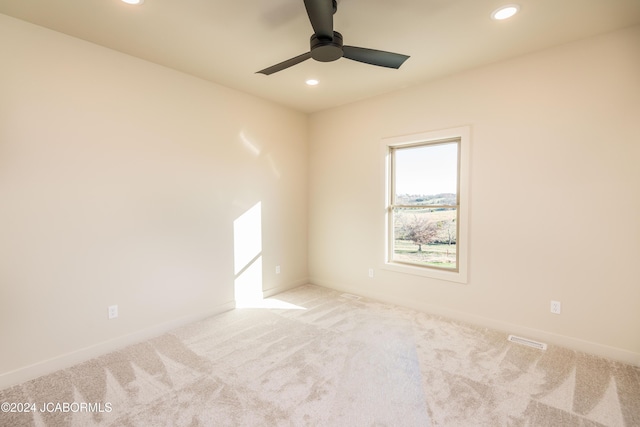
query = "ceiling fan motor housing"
xmin=310 ymin=31 xmax=344 ymax=62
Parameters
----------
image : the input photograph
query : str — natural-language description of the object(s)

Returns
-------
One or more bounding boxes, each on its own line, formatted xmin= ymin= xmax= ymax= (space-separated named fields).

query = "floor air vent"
xmin=508 ymin=335 xmax=547 ymax=350
xmin=340 ymin=293 xmax=362 ymax=300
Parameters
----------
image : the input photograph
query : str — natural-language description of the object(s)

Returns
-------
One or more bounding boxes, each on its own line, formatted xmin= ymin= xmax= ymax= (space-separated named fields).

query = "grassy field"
xmin=393 ymin=241 xmax=456 ymax=269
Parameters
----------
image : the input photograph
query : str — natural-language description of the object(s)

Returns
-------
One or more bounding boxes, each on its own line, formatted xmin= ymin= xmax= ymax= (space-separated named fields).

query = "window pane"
xmin=392 ymin=207 xmax=457 ymax=269
xmin=394 ymin=142 xmax=458 ymax=206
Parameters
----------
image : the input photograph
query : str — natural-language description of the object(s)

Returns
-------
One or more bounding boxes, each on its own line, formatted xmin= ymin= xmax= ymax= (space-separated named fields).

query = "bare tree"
xmin=445 ymin=218 xmax=456 ymax=246
xmin=399 ymin=214 xmax=438 ymax=252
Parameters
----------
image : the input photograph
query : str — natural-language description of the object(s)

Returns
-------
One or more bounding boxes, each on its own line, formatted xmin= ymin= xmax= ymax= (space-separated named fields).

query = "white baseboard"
xmin=263 ymin=278 xmax=310 ymax=299
xmin=0 ymin=300 xmax=236 ymax=390
xmin=310 ymin=278 xmax=640 ymax=368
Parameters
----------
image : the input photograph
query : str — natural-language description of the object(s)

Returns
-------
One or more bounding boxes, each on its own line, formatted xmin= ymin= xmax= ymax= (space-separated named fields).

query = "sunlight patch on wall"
xmin=239 ymin=130 xmax=261 ymax=157
xmin=266 ymin=153 xmax=281 ymax=180
xmin=234 ymin=202 xmax=263 ymax=306
xmin=232 ymin=202 xmax=306 ymax=310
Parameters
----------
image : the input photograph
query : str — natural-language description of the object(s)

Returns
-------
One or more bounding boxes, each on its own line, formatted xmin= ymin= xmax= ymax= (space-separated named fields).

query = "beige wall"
xmin=1 ymin=12 xmax=639 ymax=389
xmin=308 ymin=25 xmax=640 ymax=365
xmin=0 ymin=14 xmax=308 ymax=385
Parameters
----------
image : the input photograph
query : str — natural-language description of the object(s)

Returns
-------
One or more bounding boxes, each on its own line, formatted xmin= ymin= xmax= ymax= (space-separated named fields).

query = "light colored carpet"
xmin=1 ymin=284 xmax=639 ymax=426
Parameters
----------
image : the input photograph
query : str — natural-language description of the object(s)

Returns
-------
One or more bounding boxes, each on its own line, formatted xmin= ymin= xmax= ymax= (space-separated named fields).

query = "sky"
xmin=394 ymin=142 xmax=458 ymax=196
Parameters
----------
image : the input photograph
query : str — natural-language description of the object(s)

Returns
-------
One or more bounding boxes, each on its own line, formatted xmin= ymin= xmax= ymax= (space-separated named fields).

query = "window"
xmin=391 ymin=141 xmax=459 ymax=269
xmin=382 ymin=127 xmax=469 ymax=283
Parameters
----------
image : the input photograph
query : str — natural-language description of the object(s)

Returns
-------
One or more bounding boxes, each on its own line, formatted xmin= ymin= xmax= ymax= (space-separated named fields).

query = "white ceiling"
xmin=2 ymin=0 xmax=639 ymax=113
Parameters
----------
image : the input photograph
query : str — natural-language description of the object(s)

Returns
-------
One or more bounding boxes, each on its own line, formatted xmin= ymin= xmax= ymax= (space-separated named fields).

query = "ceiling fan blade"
xmin=342 ymin=46 xmax=410 ymax=69
xmin=256 ymin=52 xmax=312 ymax=75
xmin=304 ymin=0 xmax=334 ymax=40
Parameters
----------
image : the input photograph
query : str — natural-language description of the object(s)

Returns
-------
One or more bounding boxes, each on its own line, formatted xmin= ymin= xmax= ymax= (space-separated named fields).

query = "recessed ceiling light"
xmin=306 ymin=79 xmax=319 ymax=86
xmin=122 ymin=0 xmax=144 ymax=5
xmin=491 ymin=4 xmax=520 ymax=20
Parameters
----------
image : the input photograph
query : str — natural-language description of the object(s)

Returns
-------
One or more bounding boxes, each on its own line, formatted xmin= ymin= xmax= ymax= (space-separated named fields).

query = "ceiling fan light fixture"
xmin=121 ymin=0 xmax=144 ymax=5
xmin=491 ymin=4 xmax=520 ymax=20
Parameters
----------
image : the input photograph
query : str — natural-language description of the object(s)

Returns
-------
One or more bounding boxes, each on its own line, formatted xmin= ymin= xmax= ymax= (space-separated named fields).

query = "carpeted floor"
xmin=1 ymin=284 xmax=639 ymax=426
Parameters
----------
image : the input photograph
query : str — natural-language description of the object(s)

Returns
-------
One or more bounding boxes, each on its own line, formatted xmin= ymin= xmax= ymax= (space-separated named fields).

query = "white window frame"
xmin=381 ymin=126 xmax=470 ymax=284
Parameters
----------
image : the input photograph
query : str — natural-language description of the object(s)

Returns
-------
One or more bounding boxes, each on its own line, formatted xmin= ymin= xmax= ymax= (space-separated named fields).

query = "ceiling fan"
xmin=257 ymin=0 xmax=410 ymax=75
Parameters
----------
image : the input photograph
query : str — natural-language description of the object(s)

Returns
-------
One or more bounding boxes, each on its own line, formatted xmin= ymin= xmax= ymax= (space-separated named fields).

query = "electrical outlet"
xmin=368 ymin=268 xmax=374 ymax=278
xmin=108 ymin=305 xmax=118 ymax=319
xmin=275 ymin=265 xmax=281 ymax=274
xmin=550 ymin=300 xmax=561 ymax=315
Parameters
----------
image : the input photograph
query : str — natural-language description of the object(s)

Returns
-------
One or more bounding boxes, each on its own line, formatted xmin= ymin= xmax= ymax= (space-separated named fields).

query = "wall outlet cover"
xmin=108 ymin=305 xmax=118 ymax=319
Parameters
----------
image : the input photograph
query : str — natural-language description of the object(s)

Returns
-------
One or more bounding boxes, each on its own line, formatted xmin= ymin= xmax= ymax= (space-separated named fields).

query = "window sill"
xmin=381 ymin=261 xmax=468 ymax=284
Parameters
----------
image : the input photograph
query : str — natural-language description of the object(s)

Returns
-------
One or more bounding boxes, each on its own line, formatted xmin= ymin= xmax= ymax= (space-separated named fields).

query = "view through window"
xmin=389 ymin=140 xmax=460 ymax=270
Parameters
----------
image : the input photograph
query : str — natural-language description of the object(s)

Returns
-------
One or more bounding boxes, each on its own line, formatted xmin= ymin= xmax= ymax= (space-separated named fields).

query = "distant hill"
xmin=396 ymin=193 xmax=456 ymax=206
